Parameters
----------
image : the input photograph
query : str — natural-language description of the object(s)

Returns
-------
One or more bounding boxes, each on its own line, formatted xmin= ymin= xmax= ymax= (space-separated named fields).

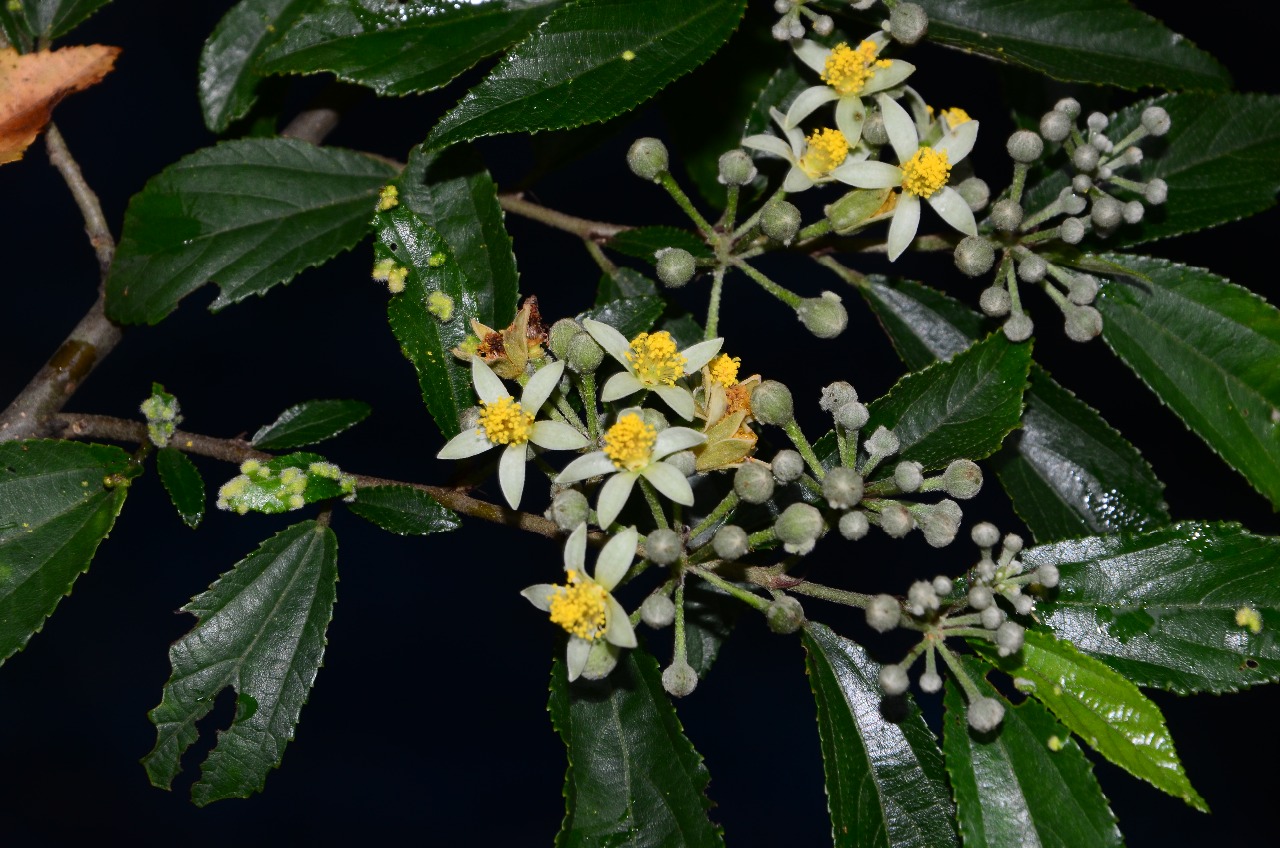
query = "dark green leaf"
xmin=596 ymin=266 xmax=657 ymax=305
xmin=605 ymin=226 xmax=712 ymax=263
xmin=802 ymin=623 xmax=957 ymax=848
xmin=399 ymin=144 xmax=519 ymax=328
xmin=683 ymin=581 xmax=738 ymax=678
xmin=579 ymin=295 xmax=665 ymax=340
xmin=106 ymin=138 xmax=396 ymax=324
xmin=199 ymin=0 xmax=315 ymax=133
xmin=943 ymin=661 xmax=1122 ymax=848
xmin=251 ymin=399 xmax=371 ymax=450
xmin=0 ymin=441 xmax=131 ymax=665
xmin=1096 ymin=254 xmax=1280 ymax=507
xmin=260 ymin=0 xmax=561 ymax=96
xmin=6 ymin=0 xmax=111 ymax=40
xmin=548 ymin=649 xmax=723 ymax=847
xmin=377 ymin=207 xmax=479 ymax=438
xmin=215 ymin=452 xmax=354 ymax=515
xmin=1023 ymin=93 xmax=1280 ymax=246
xmin=662 ymin=313 xmax=705 ymax=349
xmin=347 ymin=484 xmax=460 ymax=535
xmin=908 ymin=0 xmax=1228 ymax=91
xmin=864 ymin=332 xmax=1031 ymax=473
xmin=156 ymin=447 xmax=205 ymax=528
xmin=743 ymin=64 xmax=806 ymax=141
xmin=855 ymin=274 xmax=1168 ymax=540
xmin=1030 ymin=521 xmax=1280 ymax=694
xmin=426 ymin=0 xmax=749 ymax=149
xmin=142 ymin=520 xmax=338 ymax=804
xmin=977 ymin=631 xmax=1207 ymax=811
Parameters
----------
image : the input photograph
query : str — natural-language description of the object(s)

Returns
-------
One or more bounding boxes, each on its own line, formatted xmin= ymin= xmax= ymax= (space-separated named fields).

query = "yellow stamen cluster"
xmin=603 ymin=413 xmax=657 ymax=471
xmin=900 ymin=147 xmax=951 ymax=198
xmin=377 ymin=184 xmax=399 ymax=211
xmin=800 ymin=128 xmax=849 ymax=178
xmin=1236 ymin=605 xmax=1263 ymax=634
xmin=548 ymin=570 xmax=609 ymax=640
xmin=820 ymin=41 xmax=888 ymax=96
xmin=940 ymin=107 xmax=972 ymax=128
xmin=478 ymin=396 xmax=535 ymax=445
xmin=626 ymin=331 xmax=686 ymax=386
xmin=708 ymin=354 xmax=741 ymax=388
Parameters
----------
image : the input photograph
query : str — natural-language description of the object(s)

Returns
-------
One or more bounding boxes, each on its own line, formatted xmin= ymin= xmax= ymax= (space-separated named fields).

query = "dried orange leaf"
xmin=0 ymin=44 xmax=120 ymax=165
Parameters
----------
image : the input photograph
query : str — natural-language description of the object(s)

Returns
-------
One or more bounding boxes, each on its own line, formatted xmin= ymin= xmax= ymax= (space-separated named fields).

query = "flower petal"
xmin=566 ymin=637 xmax=591 ymax=682
xmin=530 ymin=420 xmax=589 ymax=450
xmin=601 ymin=371 xmax=645 ymax=403
xmin=520 ymin=583 xmax=558 ymax=612
xmin=564 ymin=522 xmax=588 ymax=572
xmin=499 ymin=443 xmax=527 ymax=509
xmin=783 ymin=166 xmax=816 ymax=193
xmin=640 ymin=461 xmax=695 ymax=506
xmin=436 ymin=428 xmax=493 ymax=460
xmin=581 ymin=640 xmax=621 ymax=681
xmin=471 ymin=357 xmax=508 ymax=405
xmin=927 ymin=186 xmax=978 ymax=236
xmin=521 ymin=359 xmax=564 ymax=412
xmin=742 ymin=133 xmax=794 ymax=160
xmin=653 ymin=427 xmax=707 ymax=459
xmin=785 ymin=86 xmax=840 ymax=129
xmin=596 ymin=472 xmax=637 ymax=529
xmin=886 ymin=192 xmax=921 ymax=261
xmin=793 ymin=39 xmax=830 ymax=74
xmin=557 ymin=451 xmax=617 ymax=484
xmin=934 ymin=119 xmax=979 ymax=164
xmin=862 ymin=60 xmax=915 ymax=96
xmin=867 ymin=31 xmax=890 ymax=51
xmin=877 ymin=93 xmax=919 ymax=164
xmin=653 ymin=384 xmax=696 ymax=421
xmin=834 ymin=96 xmax=867 ymax=148
xmin=604 ymin=594 xmax=638 ymax=648
xmin=595 ymin=526 xmax=638 ymax=591
xmin=582 ymin=318 xmax=632 ymax=365
xmin=833 ymin=160 xmax=902 ymax=189
xmin=681 ymin=338 xmax=723 ymax=374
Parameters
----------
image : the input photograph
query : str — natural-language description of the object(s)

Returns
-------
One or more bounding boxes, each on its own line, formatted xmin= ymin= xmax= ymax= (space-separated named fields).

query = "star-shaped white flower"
xmin=556 ymin=412 xmax=705 ymax=528
xmin=785 ymin=36 xmax=915 ymax=145
xmin=583 ymin=320 xmax=722 ymax=420
xmin=837 ymin=93 xmax=979 ymax=260
xmin=437 ymin=358 xmax=588 ymax=509
xmin=742 ymin=107 xmax=871 ymax=193
xmin=521 ymin=523 xmax=639 ymax=682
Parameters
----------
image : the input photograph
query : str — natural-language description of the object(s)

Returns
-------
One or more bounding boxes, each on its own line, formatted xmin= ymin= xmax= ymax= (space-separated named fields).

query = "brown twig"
xmin=498 ymin=192 xmax=632 ymax=241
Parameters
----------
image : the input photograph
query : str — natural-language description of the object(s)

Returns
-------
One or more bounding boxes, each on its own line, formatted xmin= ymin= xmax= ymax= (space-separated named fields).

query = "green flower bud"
xmin=1016 ymin=253 xmax=1047 ymax=283
xmin=956 ymin=176 xmax=990 ymax=212
xmin=996 ymin=621 xmax=1026 ymax=656
xmin=775 ymin=502 xmax=824 ymax=555
xmin=968 ymin=696 xmax=1005 ymax=732
xmin=933 ymin=575 xmax=954 ymax=596
xmin=1086 ymin=112 xmax=1108 ymax=133
xmin=835 ymin=400 xmax=869 ymax=431
xmin=797 ymin=291 xmax=848 ymax=339
xmin=627 ymin=137 xmax=669 ymax=181
xmin=907 ymin=579 xmax=940 ymax=615
xmin=943 ymin=459 xmax=983 ymax=499
xmin=1006 ymin=129 xmax=1044 ymax=163
xmin=991 ymin=199 xmax=1024 ymax=231
xmin=549 ymin=489 xmax=590 ymax=531
xmin=1059 ymin=217 xmax=1086 ymax=244
xmin=662 ymin=660 xmax=699 ymax=697
xmin=1013 ymin=593 xmax=1035 ymax=615
xmin=566 ymin=330 xmax=604 ymax=373
xmin=1141 ymin=105 xmax=1171 ymax=136
xmin=918 ymin=499 xmax=962 ymax=548
xmin=1003 ymin=312 xmax=1034 ymax=342
xmin=954 ymin=236 xmax=995 ymax=277
xmin=1072 ymin=143 xmax=1099 ymax=172
xmin=866 ymin=594 xmax=901 ymax=632
xmin=1036 ymin=563 xmax=1060 ymax=588
xmin=717 ymin=148 xmax=758 ymax=186
xmin=640 ymin=593 xmax=676 ymax=628
xmin=1090 ymin=195 xmax=1123 ymax=229
xmin=734 ymin=462 xmax=775 ymax=504
xmin=766 ymin=595 xmax=805 ymax=634
xmin=879 ymin=663 xmax=910 ymax=695
xmin=646 ymin=528 xmax=683 ymax=565
xmin=665 ymin=450 xmax=697 ymax=477
xmin=968 ymin=585 xmax=994 ymax=610
xmin=839 ymin=510 xmax=870 ymax=540
xmin=826 ymin=187 xmax=891 ymax=233
xmin=1144 ymin=178 xmax=1168 ymax=205
xmin=1054 ymin=97 xmax=1081 ymax=119
xmin=713 ymin=524 xmax=750 ymax=560
xmin=1064 ymin=305 xmax=1103 ymax=343
xmin=862 ymin=112 xmax=889 ymax=146
xmin=919 ymin=671 xmax=942 ymax=693
xmin=979 ymin=286 xmax=1011 ymax=317
xmin=548 ymin=318 xmax=583 ymax=360
xmin=1067 ymin=273 xmax=1099 ymax=304
xmin=1072 ymin=173 xmax=1093 ymax=195
xmin=761 ymin=199 xmax=802 ymax=245
xmin=822 ymin=467 xmax=864 ymax=509
xmin=971 ymin=521 xmax=1000 ymax=548
xmin=655 ymin=247 xmax=696 ymax=288
xmin=1123 ymin=200 xmax=1145 ymax=224
xmin=771 ymin=449 xmax=805 ymax=483
xmin=1039 ymin=109 xmax=1072 ymax=142
xmin=1003 ymin=532 xmax=1024 ymax=554
xmin=640 ymin=408 xmax=669 ymax=433
xmin=812 ymin=14 xmax=834 ymax=36
xmin=888 ymin=2 xmax=928 ymax=45
xmin=878 ymin=502 xmax=914 ymax=538
xmin=751 ymin=380 xmax=795 ymax=425
xmin=581 ymin=640 xmax=621 ymax=681
xmin=865 ymin=425 xmax=900 ymax=458
xmin=894 ymin=460 xmax=923 ymax=493
xmin=981 ymin=605 xmax=1006 ymax=630
xmin=819 ymin=381 xmax=857 ymax=412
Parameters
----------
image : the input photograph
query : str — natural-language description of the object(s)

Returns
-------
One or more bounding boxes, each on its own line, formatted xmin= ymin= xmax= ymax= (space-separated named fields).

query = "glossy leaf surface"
xmin=251 ymin=399 xmax=371 ymax=450
xmin=156 ymin=446 xmax=205 ymax=528
xmin=3 ymin=0 xmax=111 ymax=40
xmin=605 ymin=226 xmax=713 ymax=263
xmin=347 ymin=484 xmax=460 ymax=536
xmin=579 ymin=295 xmax=665 ymax=341
xmin=683 ymin=581 xmax=738 ymax=678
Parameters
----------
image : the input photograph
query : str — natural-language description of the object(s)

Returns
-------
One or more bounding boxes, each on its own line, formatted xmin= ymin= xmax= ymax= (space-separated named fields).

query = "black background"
xmin=2 ymin=1 xmax=1277 ymax=845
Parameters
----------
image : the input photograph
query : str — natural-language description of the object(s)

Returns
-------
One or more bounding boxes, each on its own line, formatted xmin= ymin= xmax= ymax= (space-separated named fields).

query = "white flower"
xmin=556 ymin=412 xmax=705 ymax=528
xmin=837 ymin=93 xmax=979 ymax=260
xmin=785 ymin=37 xmax=915 ymax=144
xmin=437 ymin=358 xmax=588 ymax=509
xmin=583 ymin=320 xmax=722 ymax=420
xmin=742 ymin=107 xmax=871 ymax=193
xmin=521 ymin=523 xmax=639 ymax=682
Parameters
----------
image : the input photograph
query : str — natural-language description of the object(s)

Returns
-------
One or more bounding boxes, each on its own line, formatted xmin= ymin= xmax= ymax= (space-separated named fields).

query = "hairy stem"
xmin=498 ymin=193 xmax=630 ymax=241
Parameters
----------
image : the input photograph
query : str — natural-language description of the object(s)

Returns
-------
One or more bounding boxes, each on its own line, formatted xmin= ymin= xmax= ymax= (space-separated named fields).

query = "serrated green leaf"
xmin=199 ymin=0 xmax=316 ymax=133
xmin=142 ymin=520 xmax=337 ymax=804
xmin=105 ymin=138 xmax=397 ymax=325
xmin=4 ymin=0 xmax=111 ymax=40
xmin=398 ymin=144 xmax=519 ymax=328
xmin=743 ymin=63 xmax=806 ymax=142
xmin=1029 ymin=521 xmax=1280 ymax=694
xmin=251 ymin=399 xmax=371 ymax=450
xmin=0 ymin=441 xmax=131 ymax=665
xmin=377 ymin=207 xmax=479 ymax=438
xmin=216 ymin=452 xmax=353 ymax=515
xmin=426 ymin=0 xmax=749 ymax=150
xmin=943 ymin=661 xmax=1122 ymax=848
xmin=596 ymin=266 xmax=657 ymax=305
xmin=683 ymin=581 xmax=738 ymax=678
xmin=347 ymin=484 xmax=459 ymax=535
xmin=579 ymin=295 xmax=665 ymax=340
xmin=977 ymin=630 xmax=1207 ymax=811
xmin=1096 ymin=254 xmax=1280 ymax=507
xmin=549 ymin=649 xmax=723 ymax=847
xmin=863 ymin=332 xmax=1031 ymax=473
xmin=855 ymin=274 xmax=1168 ymax=541
xmin=802 ymin=623 xmax=957 ymax=848
xmin=156 ymin=447 xmax=205 ymax=528
xmin=1022 ymin=93 xmax=1280 ymax=247
xmin=260 ymin=0 xmax=561 ymax=96
xmin=662 ymin=313 xmax=705 ymax=349
xmin=604 ymin=226 xmax=712 ymax=263
xmin=905 ymin=0 xmax=1228 ymax=91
